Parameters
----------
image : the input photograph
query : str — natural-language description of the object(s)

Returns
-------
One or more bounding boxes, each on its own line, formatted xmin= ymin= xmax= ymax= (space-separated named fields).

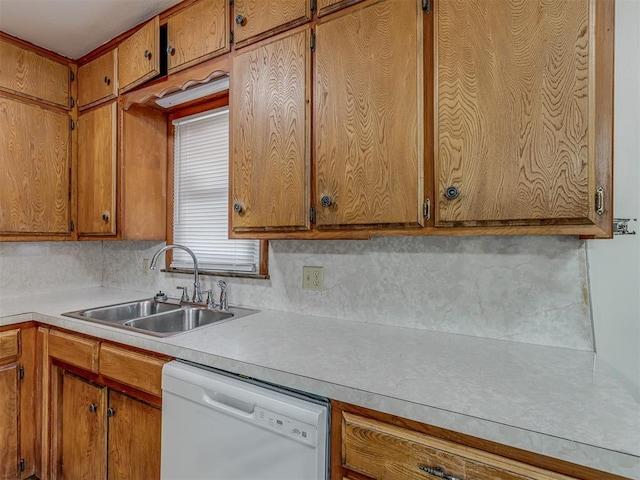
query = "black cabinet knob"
xmin=320 ymin=195 xmax=332 ymax=207
xmin=88 ymin=403 xmax=97 ymax=413
xmin=104 ymin=76 xmax=110 ymax=85
xmin=167 ymin=45 xmax=175 ymax=55
xmin=102 ymin=213 xmax=109 ymax=222
xmin=144 ymin=50 xmax=151 ymax=59
xmin=233 ymin=202 xmax=243 ymax=214
xmin=444 ymin=186 xmax=459 ymax=200
xmin=235 ymin=14 xmax=247 ymax=26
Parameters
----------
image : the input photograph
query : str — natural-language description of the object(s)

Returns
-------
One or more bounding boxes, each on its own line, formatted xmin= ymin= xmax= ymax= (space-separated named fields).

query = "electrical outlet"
xmin=302 ymin=266 xmax=323 ymax=291
xmin=142 ymin=258 xmax=149 ymax=276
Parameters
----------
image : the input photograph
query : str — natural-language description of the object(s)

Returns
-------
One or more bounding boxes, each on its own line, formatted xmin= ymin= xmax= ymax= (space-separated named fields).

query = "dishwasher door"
xmin=161 ymin=361 xmax=328 ymax=480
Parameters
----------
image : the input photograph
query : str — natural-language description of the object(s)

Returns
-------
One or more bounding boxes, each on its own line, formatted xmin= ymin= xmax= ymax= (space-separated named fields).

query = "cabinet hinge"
xmin=310 ymin=33 xmax=316 ymax=52
xmin=422 ymin=0 xmax=431 ymax=13
xmin=70 ymin=119 xmax=75 ymax=130
xmin=70 ymin=220 xmax=75 ymax=232
xmin=311 ymin=0 xmax=317 ymax=14
xmin=19 ymin=364 xmax=24 ymax=380
xmin=229 ymin=30 xmax=234 ymax=45
xmin=70 ymin=97 xmax=75 ymax=109
xmin=19 ymin=458 xmax=25 ymax=472
xmin=229 ymin=0 xmax=233 ymax=5
xmin=423 ymin=198 xmax=431 ymax=220
xmin=310 ymin=206 xmax=316 ymax=224
xmin=69 ymin=69 xmax=75 ymax=82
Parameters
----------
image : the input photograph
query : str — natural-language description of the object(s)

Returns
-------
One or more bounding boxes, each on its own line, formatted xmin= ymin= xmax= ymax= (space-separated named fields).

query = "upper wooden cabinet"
xmin=77 ymin=101 xmax=117 ymax=236
xmin=118 ymin=16 xmax=160 ymax=94
xmin=78 ymin=49 xmax=117 ymax=109
xmin=231 ymin=27 xmax=311 ymax=232
xmin=233 ymin=0 xmax=311 ymax=48
xmin=0 ymin=96 xmax=71 ymax=235
xmin=166 ymin=0 xmax=230 ymax=74
xmin=0 ymin=36 xmax=70 ymax=109
xmin=314 ymin=0 xmax=424 ymax=229
xmin=434 ymin=0 xmax=613 ymax=235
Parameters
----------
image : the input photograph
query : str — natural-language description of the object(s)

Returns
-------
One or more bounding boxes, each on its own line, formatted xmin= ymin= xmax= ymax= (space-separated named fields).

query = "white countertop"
xmin=1 ymin=287 xmax=638 ymax=477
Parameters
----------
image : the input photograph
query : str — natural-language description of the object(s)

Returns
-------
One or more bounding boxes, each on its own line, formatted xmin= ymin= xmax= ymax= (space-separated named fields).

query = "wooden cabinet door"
xmin=118 ymin=16 xmax=160 ymax=94
xmin=61 ymin=373 xmax=107 ymax=480
xmin=77 ymin=101 xmax=117 ymax=236
xmin=78 ymin=49 xmax=117 ymax=109
xmin=166 ymin=0 xmax=230 ymax=74
xmin=0 ymin=363 xmax=20 ymax=479
xmin=107 ymin=390 xmax=161 ymax=480
xmin=0 ymin=96 xmax=70 ymax=235
xmin=317 ymin=0 xmax=364 ymax=17
xmin=435 ymin=0 xmax=595 ymax=227
xmin=0 ymin=37 xmax=70 ymax=109
xmin=231 ymin=28 xmax=311 ymax=232
xmin=233 ymin=0 xmax=311 ymax=47
xmin=315 ymin=0 xmax=424 ymax=228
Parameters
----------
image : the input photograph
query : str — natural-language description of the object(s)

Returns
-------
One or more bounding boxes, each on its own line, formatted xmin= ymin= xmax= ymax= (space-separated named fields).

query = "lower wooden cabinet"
xmin=331 ymin=401 xmax=624 ymax=480
xmin=0 ymin=326 xmax=37 ymax=480
xmin=43 ymin=328 xmax=170 ymax=480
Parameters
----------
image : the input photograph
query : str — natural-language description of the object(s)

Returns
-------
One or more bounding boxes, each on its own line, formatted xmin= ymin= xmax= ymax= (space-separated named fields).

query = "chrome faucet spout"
xmin=149 ymin=244 xmax=202 ymax=303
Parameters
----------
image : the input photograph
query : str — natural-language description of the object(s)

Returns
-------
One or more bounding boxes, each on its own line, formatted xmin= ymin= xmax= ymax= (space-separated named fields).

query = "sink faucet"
xmin=149 ymin=244 xmax=203 ymax=303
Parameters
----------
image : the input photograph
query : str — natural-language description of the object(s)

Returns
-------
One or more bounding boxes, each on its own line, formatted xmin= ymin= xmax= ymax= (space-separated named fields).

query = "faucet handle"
xmin=202 ymin=289 xmax=216 ymax=309
xmin=176 ymin=286 xmax=189 ymax=302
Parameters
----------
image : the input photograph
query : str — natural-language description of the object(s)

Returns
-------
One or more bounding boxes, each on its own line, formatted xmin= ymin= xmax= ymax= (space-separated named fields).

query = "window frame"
xmin=164 ymin=92 xmax=269 ymax=278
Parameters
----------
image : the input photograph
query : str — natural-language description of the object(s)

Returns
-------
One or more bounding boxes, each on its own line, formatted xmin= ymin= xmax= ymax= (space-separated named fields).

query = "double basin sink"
xmin=63 ymin=299 xmax=258 ymax=337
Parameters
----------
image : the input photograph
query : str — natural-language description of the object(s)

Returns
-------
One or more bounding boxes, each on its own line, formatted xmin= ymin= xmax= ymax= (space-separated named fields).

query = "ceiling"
xmin=0 ymin=0 xmax=183 ymax=59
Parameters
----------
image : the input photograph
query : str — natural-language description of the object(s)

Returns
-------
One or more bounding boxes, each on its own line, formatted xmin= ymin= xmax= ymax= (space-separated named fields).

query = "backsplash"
xmin=101 ymin=236 xmax=594 ymax=351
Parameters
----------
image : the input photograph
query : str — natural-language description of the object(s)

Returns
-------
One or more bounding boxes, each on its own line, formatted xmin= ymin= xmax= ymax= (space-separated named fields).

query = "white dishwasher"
xmin=161 ymin=361 xmax=329 ymax=480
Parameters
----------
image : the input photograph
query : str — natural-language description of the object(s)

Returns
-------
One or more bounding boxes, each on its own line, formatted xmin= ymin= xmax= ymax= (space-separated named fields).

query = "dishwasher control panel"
xmin=256 ymin=406 xmax=317 ymax=447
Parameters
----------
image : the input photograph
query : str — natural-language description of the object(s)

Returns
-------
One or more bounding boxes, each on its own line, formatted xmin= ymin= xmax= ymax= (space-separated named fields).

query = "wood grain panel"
xmin=317 ymin=0 xmax=364 ymax=17
xmin=234 ymin=0 xmax=311 ymax=47
xmin=0 ymin=37 xmax=69 ymax=108
xmin=120 ymin=105 xmax=167 ymax=240
xmin=231 ymin=27 xmax=311 ymax=231
xmin=435 ymin=0 xmax=593 ymax=226
xmin=0 ymin=96 xmax=70 ymax=234
xmin=0 ymin=329 xmax=20 ymax=361
xmin=342 ymin=413 xmax=577 ymax=480
xmin=107 ymin=390 xmax=161 ymax=480
xmin=315 ymin=0 xmax=423 ymax=228
xmin=77 ymin=101 xmax=117 ymax=236
xmin=48 ymin=330 xmax=99 ymax=372
xmin=61 ymin=373 xmax=107 ymax=480
xmin=99 ymin=344 xmax=166 ymax=397
xmin=167 ymin=0 xmax=229 ymax=74
xmin=0 ymin=363 xmax=20 ymax=479
xmin=78 ymin=49 xmax=117 ymax=109
xmin=118 ymin=17 xmax=160 ymax=94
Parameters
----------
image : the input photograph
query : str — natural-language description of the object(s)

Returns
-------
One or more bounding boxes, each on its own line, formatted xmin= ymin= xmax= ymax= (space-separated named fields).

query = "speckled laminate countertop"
xmin=0 ymin=287 xmax=638 ymax=478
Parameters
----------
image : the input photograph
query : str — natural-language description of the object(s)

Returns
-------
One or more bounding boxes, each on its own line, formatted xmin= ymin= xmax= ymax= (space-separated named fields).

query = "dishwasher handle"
xmin=202 ymin=390 xmax=256 ymax=418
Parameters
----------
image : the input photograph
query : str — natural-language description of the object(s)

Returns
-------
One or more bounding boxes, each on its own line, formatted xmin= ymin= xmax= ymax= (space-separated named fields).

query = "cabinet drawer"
xmin=342 ymin=413 xmax=576 ymax=480
xmin=99 ymin=344 xmax=166 ymax=397
xmin=48 ymin=330 xmax=99 ymax=372
xmin=0 ymin=329 xmax=20 ymax=361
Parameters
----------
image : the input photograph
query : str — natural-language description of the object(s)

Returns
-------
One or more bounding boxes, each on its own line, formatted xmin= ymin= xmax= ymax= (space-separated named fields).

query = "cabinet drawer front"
xmin=342 ymin=413 xmax=575 ymax=480
xmin=234 ymin=0 xmax=311 ymax=47
xmin=99 ymin=344 xmax=166 ymax=397
xmin=48 ymin=330 xmax=99 ymax=372
xmin=0 ymin=38 xmax=70 ymax=108
xmin=78 ymin=49 xmax=117 ymax=108
xmin=0 ymin=329 xmax=20 ymax=362
xmin=118 ymin=16 xmax=160 ymax=93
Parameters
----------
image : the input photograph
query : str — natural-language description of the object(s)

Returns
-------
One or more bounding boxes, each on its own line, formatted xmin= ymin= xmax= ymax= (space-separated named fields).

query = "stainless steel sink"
xmin=124 ymin=308 xmax=234 ymax=334
xmin=63 ymin=299 xmax=258 ymax=337
xmin=79 ymin=300 xmax=182 ymax=322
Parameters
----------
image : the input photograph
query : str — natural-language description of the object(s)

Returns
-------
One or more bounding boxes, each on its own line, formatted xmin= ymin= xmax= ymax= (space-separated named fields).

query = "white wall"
xmin=587 ymin=0 xmax=640 ymax=399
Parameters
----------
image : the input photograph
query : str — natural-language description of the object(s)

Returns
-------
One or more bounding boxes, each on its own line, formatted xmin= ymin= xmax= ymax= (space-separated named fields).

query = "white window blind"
xmin=172 ymin=108 xmax=259 ymax=273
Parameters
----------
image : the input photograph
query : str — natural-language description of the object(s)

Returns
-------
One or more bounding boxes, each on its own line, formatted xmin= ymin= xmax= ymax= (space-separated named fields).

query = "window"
xmin=170 ymin=105 xmax=263 ymax=275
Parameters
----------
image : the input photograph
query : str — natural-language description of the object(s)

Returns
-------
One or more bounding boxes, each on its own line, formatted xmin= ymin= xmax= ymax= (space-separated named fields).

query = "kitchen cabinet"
xmin=331 ymin=401 xmax=619 ymax=480
xmin=45 ymin=329 xmax=168 ymax=480
xmin=0 ymin=326 xmax=37 ymax=479
xmin=233 ymin=0 xmax=311 ymax=48
xmin=0 ymin=36 xmax=70 ymax=109
xmin=118 ymin=16 xmax=160 ymax=94
xmin=434 ymin=0 xmax=612 ymax=234
xmin=0 ymin=95 xmax=71 ymax=236
xmin=231 ymin=27 xmax=311 ymax=232
xmin=77 ymin=101 xmax=117 ymax=236
xmin=119 ymin=105 xmax=167 ymax=240
xmin=77 ymin=49 xmax=117 ymax=109
xmin=165 ymin=0 xmax=230 ymax=74
xmin=314 ymin=0 xmax=424 ymax=229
